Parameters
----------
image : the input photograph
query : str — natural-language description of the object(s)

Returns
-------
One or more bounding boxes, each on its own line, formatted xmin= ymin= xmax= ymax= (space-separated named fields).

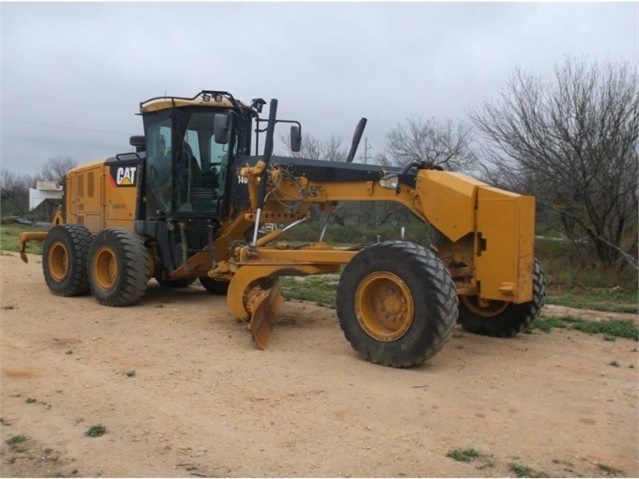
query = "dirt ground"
xmin=1 ymin=252 xmax=637 ymax=478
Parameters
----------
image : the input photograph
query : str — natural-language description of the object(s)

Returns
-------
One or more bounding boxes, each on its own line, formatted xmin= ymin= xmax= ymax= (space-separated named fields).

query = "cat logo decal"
xmin=109 ymin=165 xmax=138 ymax=188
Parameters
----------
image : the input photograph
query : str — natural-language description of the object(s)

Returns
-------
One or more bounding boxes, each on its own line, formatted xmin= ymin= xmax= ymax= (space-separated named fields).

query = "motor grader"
xmin=19 ymin=90 xmax=546 ymax=368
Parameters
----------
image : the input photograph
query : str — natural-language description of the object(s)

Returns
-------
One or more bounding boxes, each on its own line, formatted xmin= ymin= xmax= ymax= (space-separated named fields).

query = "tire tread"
xmin=42 ymin=224 xmax=92 ymax=296
xmin=337 ymin=240 xmax=458 ymax=368
xmin=459 ymin=260 xmax=546 ymax=337
xmin=89 ymin=228 xmax=149 ymax=306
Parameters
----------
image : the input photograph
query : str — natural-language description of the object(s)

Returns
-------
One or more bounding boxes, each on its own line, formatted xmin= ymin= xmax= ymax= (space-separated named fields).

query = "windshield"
xmin=177 ymin=111 xmax=231 ymax=214
xmin=145 ymin=108 xmax=235 ymax=216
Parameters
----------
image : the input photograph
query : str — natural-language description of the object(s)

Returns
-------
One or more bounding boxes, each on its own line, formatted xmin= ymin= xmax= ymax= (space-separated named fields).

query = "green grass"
xmin=6 ymin=435 xmax=28 ymax=445
xmin=535 ymin=236 xmax=637 ymax=290
xmin=85 ymin=424 xmax=106 ymax=437
xmin=546 ymin=286 xmax=638 ymax=314
xmin=446 ymin=448 xmax=480 ymax=462
xmin=278 ymin=275 xmax=339 ymax=309
xmin=0 ymin=223 xmax=47 ymax=255
xmin=527 ymin=315 xmax=638 ymax=340
xmin=509 ymin=463 xmax=548 ymax=478
xmin=285 ymin=216 xmax=436 ymax=245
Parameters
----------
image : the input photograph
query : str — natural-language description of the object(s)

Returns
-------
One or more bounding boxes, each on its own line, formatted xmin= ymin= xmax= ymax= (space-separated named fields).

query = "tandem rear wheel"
xmin=42 ymin=224 xmax=93 ymax=296
xmin=87 ymin=228 xmax=150 ymax=306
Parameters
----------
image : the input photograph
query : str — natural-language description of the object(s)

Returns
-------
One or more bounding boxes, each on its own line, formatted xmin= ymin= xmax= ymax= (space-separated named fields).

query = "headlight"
xmin=379 ymin=174 xmax=399 ymax=190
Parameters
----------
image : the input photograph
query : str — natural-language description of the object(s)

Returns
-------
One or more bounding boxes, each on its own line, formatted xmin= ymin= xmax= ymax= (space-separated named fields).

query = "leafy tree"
xmin=471 ymin=57 xmax=638 ymax=270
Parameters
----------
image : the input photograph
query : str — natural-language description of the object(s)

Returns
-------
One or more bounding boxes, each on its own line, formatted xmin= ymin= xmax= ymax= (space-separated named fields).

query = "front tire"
xmin=458 ymin=259 xmax=546 ymax=337
xmin=336 ymin=241 xmax=458 ymax=368
xmin=42 ymin=224 xmax=92 ymax=296
xmin=88 ymin=228 xmax=150 ymax=306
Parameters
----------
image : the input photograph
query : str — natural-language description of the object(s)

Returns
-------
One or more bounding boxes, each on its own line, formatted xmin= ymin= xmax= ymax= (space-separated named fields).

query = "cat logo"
xmin=111 ymin=166 xmax=138 ymax=187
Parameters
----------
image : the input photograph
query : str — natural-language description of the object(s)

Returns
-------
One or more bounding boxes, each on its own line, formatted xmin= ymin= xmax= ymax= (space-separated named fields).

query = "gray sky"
xmin=1 ymin=2 xmax=637 ymax=176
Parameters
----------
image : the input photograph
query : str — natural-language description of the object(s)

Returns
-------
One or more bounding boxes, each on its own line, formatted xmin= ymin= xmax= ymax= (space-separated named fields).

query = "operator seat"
xmin=180 ymin=143 xmax=220 ymax=212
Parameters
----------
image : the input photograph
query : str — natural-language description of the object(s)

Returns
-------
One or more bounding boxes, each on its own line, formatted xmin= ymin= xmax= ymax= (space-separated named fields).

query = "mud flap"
xmin=245 ymin=284 xmax=284 ymax=350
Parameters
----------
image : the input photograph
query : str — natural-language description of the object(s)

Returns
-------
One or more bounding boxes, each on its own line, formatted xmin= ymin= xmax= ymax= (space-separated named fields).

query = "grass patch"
xmin=6 ymin=435 xmax=28 ymax=445
xmin=535 ymin=237 xmax=636 ymax=290
xmin=285 ymin=216 xmax=436 ymax=245
xmin=546 ymin=286 xmax=638 ymax=314
xmin=1 ymin=304 xmax=15 ymax=310
xmin=446 ymin=448 xmax=480 ymax=462
xmin=528 ymin=316 xmax=638 ymax=340
xmin=509 ymin=462 xmax=548 ymax=478
xmin=597 ymin=463 xmax=625 ymax=476
xmin=0 ymin=223 xmax=47 ymax=255
xmin=278 ymin=275 xmax=339 ymax=309
xmin=85 ymin=424 xmax=106 ymax=437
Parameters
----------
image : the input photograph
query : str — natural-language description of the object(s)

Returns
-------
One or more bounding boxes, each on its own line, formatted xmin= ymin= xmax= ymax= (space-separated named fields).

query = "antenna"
xmin=361 ymin=137 xmax=372 ymax=164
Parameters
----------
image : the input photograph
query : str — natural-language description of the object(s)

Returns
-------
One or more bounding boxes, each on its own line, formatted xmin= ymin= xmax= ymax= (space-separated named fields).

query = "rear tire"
xmin=88 ymin=228 xmax=150 ymax=306
xmin=458 ymin=259 xmax=546 ymax=337
xmin=336 ymin=241 xmax=458 ymax=368
xmin=200 ymin=277 xmax=229 ymax=295
xmin=42 ymin=224 xmax=92 ymax=296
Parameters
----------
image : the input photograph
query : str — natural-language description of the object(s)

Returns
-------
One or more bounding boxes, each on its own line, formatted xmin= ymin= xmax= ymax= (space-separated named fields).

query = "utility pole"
xmin=361 ymin=137 xmax=372 ymax=164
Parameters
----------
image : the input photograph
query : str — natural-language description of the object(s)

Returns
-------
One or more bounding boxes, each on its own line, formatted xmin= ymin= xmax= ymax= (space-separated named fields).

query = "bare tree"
xmin=41 ymin=155 xmax=77 ymax=186
xmin=471 ymin=57 xmax=639 ymax=269
xmin=280 ymin=133 xmax=347 ymax=162
xmin=383 ymin=116 xmax=477 ymax=172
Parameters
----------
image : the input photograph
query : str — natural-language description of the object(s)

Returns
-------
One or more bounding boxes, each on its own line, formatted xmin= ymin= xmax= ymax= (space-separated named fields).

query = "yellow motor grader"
xmin=19 ymin=90 xmax=545 ymax=368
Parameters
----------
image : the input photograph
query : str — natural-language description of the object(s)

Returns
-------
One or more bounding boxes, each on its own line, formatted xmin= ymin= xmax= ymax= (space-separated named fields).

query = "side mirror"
xmin=290 ymin=125 xmax=302 ymax=153
xmin=130 ymin=135 xmax=145 ymax=152
xmin=214 ymin=114 xmax=229 ymax=144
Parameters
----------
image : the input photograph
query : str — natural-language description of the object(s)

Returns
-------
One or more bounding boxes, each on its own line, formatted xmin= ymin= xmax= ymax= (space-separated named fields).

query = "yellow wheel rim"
xmin=355 ymin=272 xmax=414 ymax=341
xmin=93 ymin=246 xmax=118 ymax=291
xmin=461 ymin=295 xmax=508 ymax=318
xmin=48 ymin=241 xmax=69 ymax=282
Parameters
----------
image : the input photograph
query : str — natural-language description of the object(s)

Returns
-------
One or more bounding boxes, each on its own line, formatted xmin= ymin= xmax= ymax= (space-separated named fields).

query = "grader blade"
xmin=246 ymin=284 xmax=284 ymax=350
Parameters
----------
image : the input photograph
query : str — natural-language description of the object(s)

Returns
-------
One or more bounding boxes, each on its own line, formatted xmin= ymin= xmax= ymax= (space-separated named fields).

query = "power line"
xmin=0 ymin=119 xmax=132 ymax=136
xmin=1 ymin=134 xmax=130 ymax=151
xmin=0 ymin=100 xmax=135 ymax=121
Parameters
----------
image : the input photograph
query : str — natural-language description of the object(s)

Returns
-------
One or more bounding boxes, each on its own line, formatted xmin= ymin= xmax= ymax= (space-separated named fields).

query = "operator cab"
xmin=135 ymin=91 xmax=254 ymax=221
xmin=134 ymin=91 xmax=303 ymax=226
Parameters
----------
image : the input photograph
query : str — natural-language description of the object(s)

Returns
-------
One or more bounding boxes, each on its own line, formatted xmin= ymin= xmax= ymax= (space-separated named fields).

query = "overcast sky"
xmin=1 ymin=2 xmax=637 ymax=176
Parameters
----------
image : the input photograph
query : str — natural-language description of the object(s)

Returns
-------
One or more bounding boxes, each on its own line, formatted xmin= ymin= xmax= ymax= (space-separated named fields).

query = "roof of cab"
xmin=139 ymin=91 xmax=244 ymax=113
